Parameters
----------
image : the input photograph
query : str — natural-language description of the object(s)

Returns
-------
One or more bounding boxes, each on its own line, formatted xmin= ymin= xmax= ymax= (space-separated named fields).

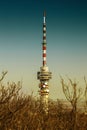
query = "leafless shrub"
xmin=60 ymin=77 xmax=83 ymax=130
xmin=84 ymin=77 xmax=87 ymax=114
xmin=0 ymin=73 xmax=87 ymax=130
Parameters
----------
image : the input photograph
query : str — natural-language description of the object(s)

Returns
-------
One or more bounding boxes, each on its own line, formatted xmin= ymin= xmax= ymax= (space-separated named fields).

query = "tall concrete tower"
xmin=37 ymin=12 xmax=52 ymax=114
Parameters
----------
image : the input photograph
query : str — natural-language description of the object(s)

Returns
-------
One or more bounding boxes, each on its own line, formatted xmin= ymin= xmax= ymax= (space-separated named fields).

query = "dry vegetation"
xmin=0 ymin=72 xmax=87 ymax=130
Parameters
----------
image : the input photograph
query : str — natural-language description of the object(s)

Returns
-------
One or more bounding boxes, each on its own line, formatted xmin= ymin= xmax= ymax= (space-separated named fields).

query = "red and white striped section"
xmin=43 ymin=41 xmax=46 ymax=66
xmin=42 ymin=12 xmax=47 ymax=66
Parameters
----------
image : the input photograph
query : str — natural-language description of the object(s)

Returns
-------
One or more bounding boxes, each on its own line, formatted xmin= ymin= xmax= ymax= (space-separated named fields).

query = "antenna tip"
xmin=44 ymin=11 xmax=46 ymax=17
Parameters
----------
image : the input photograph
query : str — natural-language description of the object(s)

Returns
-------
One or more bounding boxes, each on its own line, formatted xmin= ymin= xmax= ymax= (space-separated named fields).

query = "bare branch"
xmin=0 ymin=71 xmax=8 ymax=82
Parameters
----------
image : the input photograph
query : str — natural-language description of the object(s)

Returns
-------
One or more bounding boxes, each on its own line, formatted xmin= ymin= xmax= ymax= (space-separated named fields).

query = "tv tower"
xmin=37 ymin=11 xmax=52 ymax=114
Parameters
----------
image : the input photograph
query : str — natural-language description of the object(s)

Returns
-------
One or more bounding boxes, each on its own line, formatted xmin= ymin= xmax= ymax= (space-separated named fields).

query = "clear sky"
xmin=0 ymin=0 xmax=87 ymax=99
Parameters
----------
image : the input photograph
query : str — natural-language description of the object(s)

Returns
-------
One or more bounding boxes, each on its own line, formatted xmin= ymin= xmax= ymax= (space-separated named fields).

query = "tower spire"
xmin=37 ymin=12 xmax=52 ymax=114
xmin=43 ymin=11 xmax=47 ymax=66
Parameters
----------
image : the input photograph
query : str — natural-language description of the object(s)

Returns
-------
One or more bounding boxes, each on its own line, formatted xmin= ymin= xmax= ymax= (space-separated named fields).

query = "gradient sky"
xmin=0 ymin=0 xmax=87 ymax=99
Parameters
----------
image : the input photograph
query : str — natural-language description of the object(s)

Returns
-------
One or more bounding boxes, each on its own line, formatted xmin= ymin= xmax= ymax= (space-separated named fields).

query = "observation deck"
xmin=37 ymin=66 xmax=52 ymax=80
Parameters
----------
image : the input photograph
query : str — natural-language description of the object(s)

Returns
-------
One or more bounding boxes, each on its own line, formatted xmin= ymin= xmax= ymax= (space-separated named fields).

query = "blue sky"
xmin=0 ymin=0 xmax=87 ymax=99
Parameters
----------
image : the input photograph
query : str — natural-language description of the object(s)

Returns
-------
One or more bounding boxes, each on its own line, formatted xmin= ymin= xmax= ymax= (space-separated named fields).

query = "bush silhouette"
xmin=0 ymin=73 xmax=87 ymax=130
